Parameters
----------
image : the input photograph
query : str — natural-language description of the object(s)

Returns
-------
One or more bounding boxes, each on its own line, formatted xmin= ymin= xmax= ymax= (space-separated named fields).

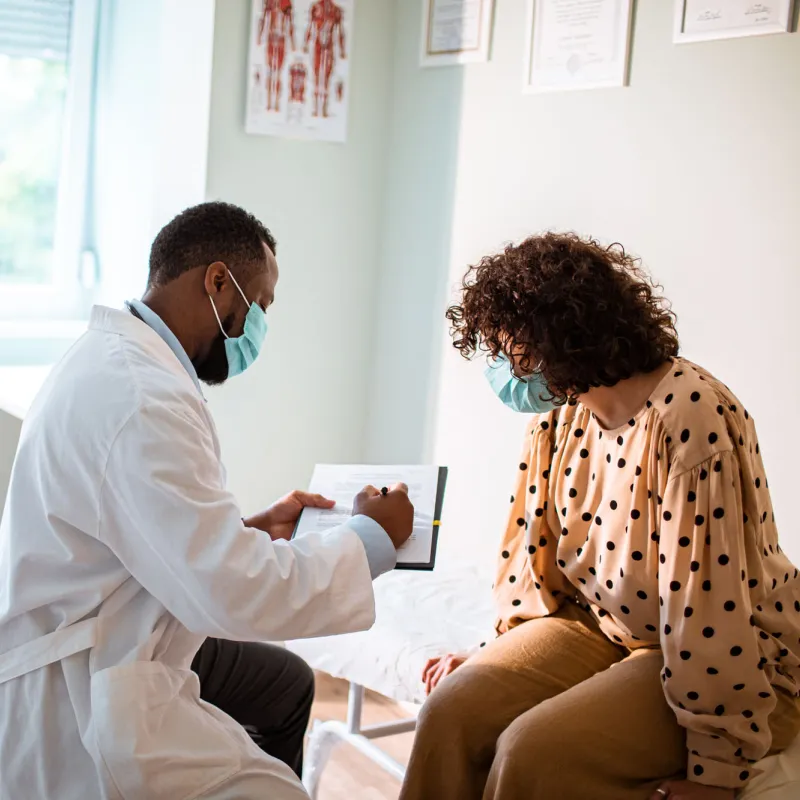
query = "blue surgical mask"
xmin=484 ymin=355 xmax=556 ymax=414
xmin=208 ymin=271 xmax=268 ymax=378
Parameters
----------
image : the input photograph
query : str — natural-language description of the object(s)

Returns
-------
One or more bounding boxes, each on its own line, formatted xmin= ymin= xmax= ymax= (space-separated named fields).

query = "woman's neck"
xmin=579 ymin=360 xmax=673 ymax=431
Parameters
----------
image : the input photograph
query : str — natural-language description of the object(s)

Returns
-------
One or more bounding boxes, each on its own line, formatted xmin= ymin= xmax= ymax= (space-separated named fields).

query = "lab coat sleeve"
xmin=348 ymin=515 xmax=398 ymax=579
xmin=97 ymin=401 xmax=379 ymax=642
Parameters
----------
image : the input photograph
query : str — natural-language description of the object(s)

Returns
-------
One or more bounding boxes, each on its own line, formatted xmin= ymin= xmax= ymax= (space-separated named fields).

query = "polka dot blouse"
xmin=493 ymin=358 xmax=800 ymax=790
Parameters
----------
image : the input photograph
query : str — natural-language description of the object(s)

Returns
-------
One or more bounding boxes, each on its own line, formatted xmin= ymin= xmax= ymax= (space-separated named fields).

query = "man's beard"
xmin=194 ymin=312 xmax=233 ymax=385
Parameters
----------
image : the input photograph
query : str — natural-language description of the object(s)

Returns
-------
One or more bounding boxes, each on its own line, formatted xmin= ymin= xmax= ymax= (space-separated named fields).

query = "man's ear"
xmin=204 ymin=261 xmax=228 ymax=295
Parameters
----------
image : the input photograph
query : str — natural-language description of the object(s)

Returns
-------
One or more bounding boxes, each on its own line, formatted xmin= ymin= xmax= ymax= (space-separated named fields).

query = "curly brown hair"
xmin=446 ymin=233 xmax=679 ymax=403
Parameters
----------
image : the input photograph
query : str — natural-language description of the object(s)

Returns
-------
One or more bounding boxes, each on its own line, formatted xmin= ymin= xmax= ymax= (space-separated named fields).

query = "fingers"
xmin=426 ymin=657 xmax=451 ymax=696
xmin=424 ymin=657 xmax=445 ymax=695
xmin=428 ymin=659 xmax=448 ymax=694
xmin=389 ymin=482 xmax=409 ymax=494
xmin=425 ymin=662 xmax=442 ymax=696
xmin=359 ymin=485 xmax=381 ymax=498
xmin=650 ymin=784 xmax=671 ymax=800
xmin=423 ymin=654 xmax=468 ymax=697
xmin=293 ymin=491 xmax=336 ymax=509
xmin=422 ymin=657 xmax=440 ymax=684
xmin=440 ymin=657 xmax=460 ymax=686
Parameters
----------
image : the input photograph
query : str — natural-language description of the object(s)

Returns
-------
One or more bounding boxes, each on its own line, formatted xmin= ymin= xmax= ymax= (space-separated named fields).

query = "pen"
xmin=381 ymin=486 xmax=388 ymax=496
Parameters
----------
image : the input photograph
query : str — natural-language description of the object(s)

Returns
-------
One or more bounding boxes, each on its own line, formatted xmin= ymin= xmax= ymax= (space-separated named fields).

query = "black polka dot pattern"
xmin=491 ymin=362 xmax=797 ymax=784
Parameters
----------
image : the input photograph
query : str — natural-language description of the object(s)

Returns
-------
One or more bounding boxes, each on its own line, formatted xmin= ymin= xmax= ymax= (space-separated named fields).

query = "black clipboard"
xmin=395 ymin=466 xmax=447 ymax=572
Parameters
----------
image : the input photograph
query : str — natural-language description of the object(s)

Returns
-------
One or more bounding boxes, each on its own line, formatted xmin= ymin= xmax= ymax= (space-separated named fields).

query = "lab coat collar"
xmin=126 ymin=300 xmax=204 ymax=398
xmin=88 ymin=305 xmax=205 ymax=400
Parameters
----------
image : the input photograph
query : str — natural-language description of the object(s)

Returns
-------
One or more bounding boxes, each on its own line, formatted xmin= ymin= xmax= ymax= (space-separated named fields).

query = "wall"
xmin=92 ymin=0 xmax=215 ymax=307
xmin=363 ymin=0 xmax=463 ymax=465
xmin=205 ymin=0 xmax=396 ymax=515
xmin=366 ymin=0 xmax=800 ymax=568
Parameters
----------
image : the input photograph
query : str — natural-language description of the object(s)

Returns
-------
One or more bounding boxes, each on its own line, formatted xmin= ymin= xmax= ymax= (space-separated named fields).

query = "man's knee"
xmin=285 ymin=649 xmax=315 ymax=711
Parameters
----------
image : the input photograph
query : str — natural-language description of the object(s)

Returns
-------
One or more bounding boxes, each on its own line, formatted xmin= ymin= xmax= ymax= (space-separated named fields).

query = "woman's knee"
xmin=416 ymin=666 xmax=491 ymax=747
xmin=416 ymin=679 xmax=461 ymax=740
xmin=492 ymin=713 xmax=565 ymax=791
xmin=497 ymin=714 xmax=556 ymax=765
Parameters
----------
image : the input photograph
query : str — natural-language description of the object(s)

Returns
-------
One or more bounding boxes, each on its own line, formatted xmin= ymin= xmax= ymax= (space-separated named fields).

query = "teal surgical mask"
xmin=484 ymin=354 xmax=556 ymax=414
xmin=208 ymin=270 xmax=268 ymax=378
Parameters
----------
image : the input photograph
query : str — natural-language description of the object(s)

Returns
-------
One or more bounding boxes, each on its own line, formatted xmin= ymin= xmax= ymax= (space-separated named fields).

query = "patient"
xmin=400 ymin=234 xmax=800 ymax=800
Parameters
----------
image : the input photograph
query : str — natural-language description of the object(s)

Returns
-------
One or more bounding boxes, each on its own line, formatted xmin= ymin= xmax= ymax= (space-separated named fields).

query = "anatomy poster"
xmin=246 ymin=0 xmax=353 ymax=143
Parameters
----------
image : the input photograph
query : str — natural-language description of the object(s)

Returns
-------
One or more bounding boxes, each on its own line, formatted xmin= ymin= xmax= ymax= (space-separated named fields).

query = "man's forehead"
xmin=240 ymin=246 xmax=277 ymax=308
xmin=263 ymin=244 xmax=279 ymax=282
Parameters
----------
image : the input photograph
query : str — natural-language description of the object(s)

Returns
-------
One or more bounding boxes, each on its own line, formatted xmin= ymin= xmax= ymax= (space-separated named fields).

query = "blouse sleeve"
xmin=658 ymin=450 xmax=774 ymax=790
xmin=493 ymin=412 xmax=572 ymax=636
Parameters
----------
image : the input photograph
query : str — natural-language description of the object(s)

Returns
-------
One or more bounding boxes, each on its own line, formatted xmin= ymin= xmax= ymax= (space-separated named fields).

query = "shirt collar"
xmin=127 ymin=299 xmax=205 ymax=399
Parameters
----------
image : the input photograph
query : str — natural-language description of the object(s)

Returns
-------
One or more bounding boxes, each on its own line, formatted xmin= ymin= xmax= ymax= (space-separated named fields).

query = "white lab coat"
xmin=0 ymin=306 xmax=378 ymax=799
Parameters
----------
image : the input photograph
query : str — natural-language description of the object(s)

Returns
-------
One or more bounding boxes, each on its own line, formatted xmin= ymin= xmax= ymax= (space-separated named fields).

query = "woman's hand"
xmin=651 ymin=781 xmax=736 ymax=800
xmin=422 ymin=654 xmax=467 ymax=696
xmin=245 ymin=491 xmax=335 ymax=541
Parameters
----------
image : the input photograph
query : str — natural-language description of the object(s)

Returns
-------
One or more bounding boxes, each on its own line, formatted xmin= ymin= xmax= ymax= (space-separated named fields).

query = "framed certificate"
xmin=421 ymin=0 xmax=495 ymax=67
xmin=674 ymin=1 xmax=795 ymax=44
xmin=524 ymin=0 xmax=634 ymax=93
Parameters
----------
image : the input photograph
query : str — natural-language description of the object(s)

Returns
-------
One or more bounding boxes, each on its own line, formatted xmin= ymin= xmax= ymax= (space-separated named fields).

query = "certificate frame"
xmin=421 ymin=0 xmax=496 ymax=67
xmin=673 ymin=1 xmax=795 ymax=44
xmin=523 ymin=0 xmax=634 ymax=94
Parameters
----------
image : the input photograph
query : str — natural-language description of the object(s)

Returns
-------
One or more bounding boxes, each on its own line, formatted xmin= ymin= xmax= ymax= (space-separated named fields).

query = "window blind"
xmin=0 ymin=0 xmax=73 ymax=61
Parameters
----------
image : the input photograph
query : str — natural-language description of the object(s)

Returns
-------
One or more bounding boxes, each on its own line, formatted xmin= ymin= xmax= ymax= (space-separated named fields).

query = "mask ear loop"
xmin=208 ymin=295 xmax=230 ymax=340
xmin=207 ymin=269 xmax=251 ymax=340
xmin=226 ymin=269 xmax=250 ymax=306
xmin=517 ymin=360 xmax=545 ymax=383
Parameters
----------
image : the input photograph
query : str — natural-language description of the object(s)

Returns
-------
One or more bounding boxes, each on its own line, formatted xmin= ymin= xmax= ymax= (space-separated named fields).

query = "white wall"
xmin=366 ymin=0 xmax=800 ymax=568
xmin=92 ymin=0 xmax=215 ymax=306
xmin=363 ymin=0 xmax=463 ymax=465
xmin=205 ymin=0 xmax=396 ymax=515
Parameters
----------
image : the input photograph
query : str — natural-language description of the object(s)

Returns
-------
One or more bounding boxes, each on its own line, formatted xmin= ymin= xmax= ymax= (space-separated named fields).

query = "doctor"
xmin=0 ymin=201 xmax=413 ymax=799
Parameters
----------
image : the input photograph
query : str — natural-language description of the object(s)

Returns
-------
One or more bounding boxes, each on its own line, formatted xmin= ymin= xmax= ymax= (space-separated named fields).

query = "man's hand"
xmin=651 ymin=781 xmax=736 ymax=800
xmin=352 ymin=484 xmax=414 ymax=549
xmin=245 ymin=491 xmax=335 ymax=541
xmin=422 ymin=654 xmax=466 ymax=696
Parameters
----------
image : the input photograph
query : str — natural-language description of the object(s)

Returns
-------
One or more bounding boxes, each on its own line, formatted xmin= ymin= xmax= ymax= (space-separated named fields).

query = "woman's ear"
xmin=204 ymin=261 xmax=228 ymax=295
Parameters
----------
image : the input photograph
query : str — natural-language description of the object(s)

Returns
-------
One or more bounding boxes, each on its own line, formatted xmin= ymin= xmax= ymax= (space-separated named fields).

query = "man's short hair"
xmin=148 ymin=201 xmax=277 ymax=288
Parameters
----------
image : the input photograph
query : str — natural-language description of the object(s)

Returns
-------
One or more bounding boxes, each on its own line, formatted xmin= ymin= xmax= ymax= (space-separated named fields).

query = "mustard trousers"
xmin=399 ymin=603 xmax=800 ymax=800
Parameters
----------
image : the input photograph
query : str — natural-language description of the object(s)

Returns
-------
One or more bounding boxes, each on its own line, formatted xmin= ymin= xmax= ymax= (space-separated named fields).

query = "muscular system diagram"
xmin=257 ymin=0 xmax=296 ymax=112
xmin=303 ymin=0 xmax=347 ymax=118
xmin=288 ymin=60 xmax=308 ymax=121
xmin=247 ymin=0 xmax=352 ymax=140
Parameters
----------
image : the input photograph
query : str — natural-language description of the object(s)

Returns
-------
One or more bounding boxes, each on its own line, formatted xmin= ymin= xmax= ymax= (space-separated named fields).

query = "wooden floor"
xmin=308 ymin=673 xmax=415 ymax=800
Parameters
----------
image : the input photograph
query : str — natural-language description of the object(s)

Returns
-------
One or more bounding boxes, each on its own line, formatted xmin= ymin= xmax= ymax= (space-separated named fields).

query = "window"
xmin=0 ymin=0 xmax=99 ymax=321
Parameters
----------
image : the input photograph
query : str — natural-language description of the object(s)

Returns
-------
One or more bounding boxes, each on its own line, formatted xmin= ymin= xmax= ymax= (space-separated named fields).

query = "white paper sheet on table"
xmin=294 ymin=464 xmax=444 ymax=568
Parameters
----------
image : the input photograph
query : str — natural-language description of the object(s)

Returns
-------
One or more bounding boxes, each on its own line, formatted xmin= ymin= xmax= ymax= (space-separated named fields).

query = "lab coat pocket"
xmin=91 ymin=661 xmax=242 ymax=800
